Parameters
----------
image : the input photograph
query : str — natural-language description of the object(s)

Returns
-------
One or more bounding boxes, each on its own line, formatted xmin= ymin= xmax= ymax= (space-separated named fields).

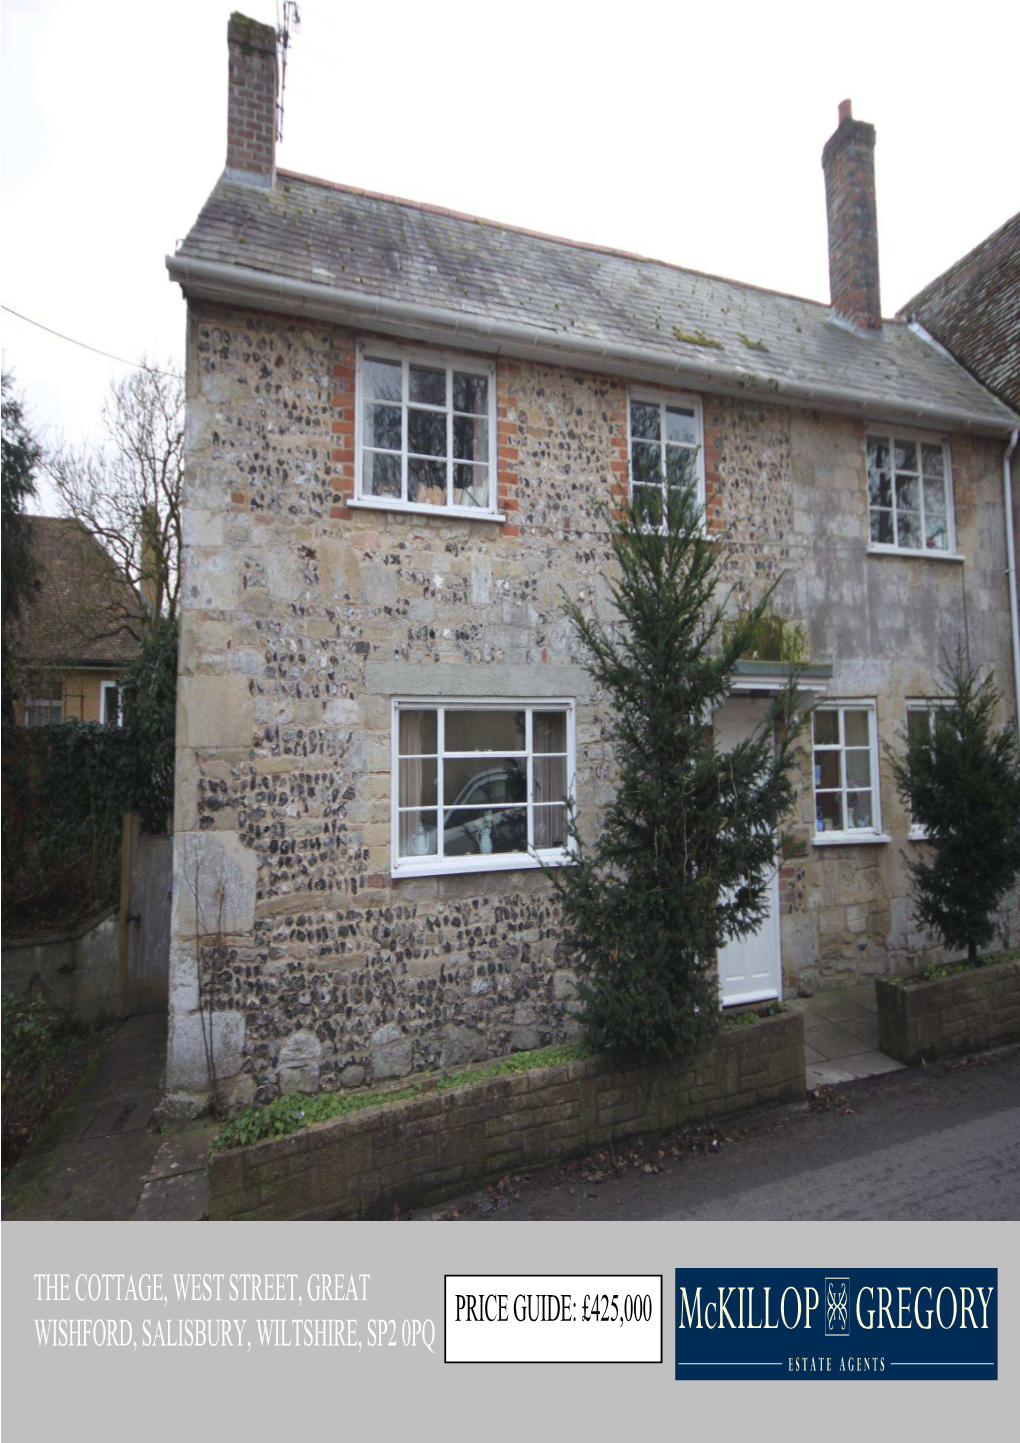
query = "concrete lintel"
xmin=364 ymin=661 xmax=596 ymax=701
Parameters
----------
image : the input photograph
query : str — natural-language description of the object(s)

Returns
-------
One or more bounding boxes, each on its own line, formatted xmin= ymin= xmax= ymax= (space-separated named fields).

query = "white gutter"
xmin=165 ymin=254 xmax=1018 ymax=439
xmin=1003 ymin=428 xmax=1020 ymax=726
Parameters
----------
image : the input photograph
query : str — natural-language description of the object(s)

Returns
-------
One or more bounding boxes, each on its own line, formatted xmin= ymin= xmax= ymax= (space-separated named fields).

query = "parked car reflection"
xmin=442 ymin=763 xmax=526 ymax=856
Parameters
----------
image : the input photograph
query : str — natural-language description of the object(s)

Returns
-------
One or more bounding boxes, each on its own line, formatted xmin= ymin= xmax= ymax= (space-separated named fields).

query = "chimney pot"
xmin=821 ymin=103 xmax=882 ymax=331
xmin=226 ymin=13 xmax=278 ymax=188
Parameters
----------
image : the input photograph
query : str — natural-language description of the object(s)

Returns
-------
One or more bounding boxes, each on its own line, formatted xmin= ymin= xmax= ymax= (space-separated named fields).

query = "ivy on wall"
xmin=3 ymin=619 xmax=178 ymax=933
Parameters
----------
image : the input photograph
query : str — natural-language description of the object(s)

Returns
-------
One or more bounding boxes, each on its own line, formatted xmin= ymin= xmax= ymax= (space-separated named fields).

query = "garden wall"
xmin=875 ymin=957 xmax=1020 ymax=1065
xmin=209 ymin=1011 xmax=804 ymax=1220
xmin=1 ymin=909 xmax=119 ymax=1025
xmin=2 ymin=815 xmax=173 ymax=1025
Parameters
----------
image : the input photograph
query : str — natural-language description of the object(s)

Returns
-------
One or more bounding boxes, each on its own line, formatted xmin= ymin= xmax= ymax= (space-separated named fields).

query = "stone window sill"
xmin=867 ymin=544 xmax=964 ymax=564
xmin=347 ymin=498 xmax=506 ymax=524
xmin=392 ymin=850 xmax=570 ymax=881
xmin=812 ymin=833 xmax=892 ymax=847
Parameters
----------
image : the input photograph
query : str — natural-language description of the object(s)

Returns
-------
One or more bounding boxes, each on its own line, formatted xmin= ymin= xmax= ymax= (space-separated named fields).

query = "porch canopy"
xmin=727 ymin=659 xmax=832 ymax=695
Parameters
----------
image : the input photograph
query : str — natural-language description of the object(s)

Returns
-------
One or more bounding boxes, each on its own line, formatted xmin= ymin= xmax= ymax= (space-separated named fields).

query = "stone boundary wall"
xmin=1 ymin=908 xmax=119 ymax=1025
xmin=875 ymin=959 xmax=1020 ymax=1065
xmin=209 ymin=1012 xmax=804 ymax=1220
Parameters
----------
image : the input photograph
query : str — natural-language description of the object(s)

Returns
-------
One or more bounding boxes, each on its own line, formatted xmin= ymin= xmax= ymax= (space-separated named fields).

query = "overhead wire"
xmin=1 ymin=305 xmax=180 ymax=377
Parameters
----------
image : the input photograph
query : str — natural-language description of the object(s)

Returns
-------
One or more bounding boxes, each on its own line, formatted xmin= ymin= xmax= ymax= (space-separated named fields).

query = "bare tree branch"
xmin=45 ymin=359 xmax=184 ymax=642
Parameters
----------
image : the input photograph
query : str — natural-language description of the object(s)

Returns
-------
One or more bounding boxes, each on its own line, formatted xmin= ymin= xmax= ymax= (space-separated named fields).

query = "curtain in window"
xmin=398 ymin=710 xmax=424 ymax=856
xmin=532 ymin=712 xmax=566 ymax=848
xmin=533 ymin=790 xmax=558 ymax=847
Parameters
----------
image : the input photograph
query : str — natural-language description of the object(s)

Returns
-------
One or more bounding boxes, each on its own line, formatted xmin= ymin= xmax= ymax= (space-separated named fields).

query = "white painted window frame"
xmin=626 ymin=388 xmax=706 ymax=531
xmin=390 ymin=697 xmax=576 ymax=879
xmin=100 ymin=680 xmax=121 ymax=726
xmin=905 ymin=700 xmax=947 ymax=841
xmin=865 ymin=426 xmax=960 ymax=560
xmin=353 ymin=340 xmax=501 ymax=521
xmin=811 ymin=699 xmax=889 ymax=846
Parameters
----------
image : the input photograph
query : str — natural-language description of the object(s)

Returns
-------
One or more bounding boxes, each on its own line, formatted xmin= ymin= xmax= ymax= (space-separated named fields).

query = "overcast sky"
xmin=3 ymin=0 xmax=1018 ymax=512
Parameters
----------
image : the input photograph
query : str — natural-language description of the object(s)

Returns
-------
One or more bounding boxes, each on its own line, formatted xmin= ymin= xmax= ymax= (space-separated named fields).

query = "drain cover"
xmin=82 ymin=1095 xmax=156 ymax=1140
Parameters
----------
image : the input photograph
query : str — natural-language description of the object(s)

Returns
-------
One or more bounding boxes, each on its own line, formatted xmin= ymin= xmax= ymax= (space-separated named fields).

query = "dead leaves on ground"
xmin=810 ymin=1083 xmax=855 ymax=1116
xmin=944 ymin=1054 xmax=990 ymax=1073
xmin=431 ymin=1123 xmax=747 ymax=1219
xmin=433 ymin=1171 xmax=526 ymax=1220
xmin=565 ymin=1126 xmax=732 ymax=1188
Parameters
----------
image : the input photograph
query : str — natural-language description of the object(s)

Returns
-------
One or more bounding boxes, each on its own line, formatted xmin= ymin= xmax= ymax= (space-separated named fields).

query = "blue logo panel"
xmin=674 ymin=1268 xmax=997 ymax=1380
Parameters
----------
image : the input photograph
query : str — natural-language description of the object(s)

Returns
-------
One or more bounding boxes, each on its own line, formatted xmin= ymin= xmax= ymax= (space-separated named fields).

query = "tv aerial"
xmin=276 ymin=2 xmax=301 ymax=142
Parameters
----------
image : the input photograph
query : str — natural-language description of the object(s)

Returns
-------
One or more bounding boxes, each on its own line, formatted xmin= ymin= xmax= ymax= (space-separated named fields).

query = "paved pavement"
xmin=785 ymin=983 xmax=906 ymax=1090
xmin=433 ymin=1045 xmax=1020 ymax=1222
xmin=2 ymin=1014 xmax=214 ymax=1222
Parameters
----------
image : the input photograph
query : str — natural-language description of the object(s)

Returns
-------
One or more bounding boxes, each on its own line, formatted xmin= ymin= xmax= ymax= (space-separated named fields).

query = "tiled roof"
xmin=170 ymin=170 xmax=1018 ymax=434
xmin=898 ymin=212 xmax=1020 ymax=417
xmin=12 ymin=517 xmax=142 ymax=668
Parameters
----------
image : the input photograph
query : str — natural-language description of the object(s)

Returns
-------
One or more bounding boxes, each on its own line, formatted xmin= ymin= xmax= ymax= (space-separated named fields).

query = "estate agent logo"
xmin=825 ymin=1278 xmax=849 ymax=1337
xmin=675 ymin=1268 xmax=997 ymax=1381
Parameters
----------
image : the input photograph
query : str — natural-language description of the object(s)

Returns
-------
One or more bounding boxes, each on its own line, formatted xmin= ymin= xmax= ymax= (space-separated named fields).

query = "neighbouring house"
xmin=897 ymin=213 xmax=1020 ymax=719
xmin=163 ymin=17 xmax=1020 ymax=1115
xmin=898 ymin=212 xmax=1020 ymax=416
xmin=12 ymin=516 xmax=141 ymax=727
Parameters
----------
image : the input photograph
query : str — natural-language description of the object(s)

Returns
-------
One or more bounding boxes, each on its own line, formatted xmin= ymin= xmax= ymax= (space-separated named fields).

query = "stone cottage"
xmin=163 ymin=16 xmax=1020 ymax=1114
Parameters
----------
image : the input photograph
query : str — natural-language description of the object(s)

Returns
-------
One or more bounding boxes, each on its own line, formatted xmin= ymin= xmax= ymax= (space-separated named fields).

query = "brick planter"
xmin=209 ymin=1011 xmax=804 ymax=1220
xmin=875 ymin=958 xmax=1020 ymax=1066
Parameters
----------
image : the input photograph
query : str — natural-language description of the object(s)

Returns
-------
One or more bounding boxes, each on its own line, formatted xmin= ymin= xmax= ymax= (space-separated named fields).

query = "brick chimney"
xmin=226 ymin=12 xmax=278 ymax=187
xmin=821 ymin=100 xmax=882 ymax=331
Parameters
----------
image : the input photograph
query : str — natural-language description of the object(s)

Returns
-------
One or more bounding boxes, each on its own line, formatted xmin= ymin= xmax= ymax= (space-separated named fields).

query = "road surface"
xmin=434 ymin=1045 xmax=1020 ymax=1221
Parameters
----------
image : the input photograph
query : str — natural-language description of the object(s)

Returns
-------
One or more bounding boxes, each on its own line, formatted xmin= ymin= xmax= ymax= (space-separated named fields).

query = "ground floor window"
xmin=100 ymin=680 xmax=122 ymax=726
xmin=23 ymin=678 xmax=63 ymax=727
xmin=812 ymin=701 xmax=882 ymax=840
xmin=391 ymin=700 xmax=574 ymax=876
xmin=906 ymin=701 xmax=947 ymax=839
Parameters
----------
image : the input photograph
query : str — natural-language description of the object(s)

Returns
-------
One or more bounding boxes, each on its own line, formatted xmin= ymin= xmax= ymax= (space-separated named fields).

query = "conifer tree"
xmin=889 ymin=646 xmax=1020 ymax=964
xmin=549 ymin=483 xmax=809 ymax=1059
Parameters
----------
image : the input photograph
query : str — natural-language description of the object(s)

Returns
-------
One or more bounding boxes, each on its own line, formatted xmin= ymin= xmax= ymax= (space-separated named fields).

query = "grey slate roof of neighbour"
xmin=171 ymin=170 xmax=1018 ymax=433
xmin=898 ymin=212 xmax=1020 ymax=417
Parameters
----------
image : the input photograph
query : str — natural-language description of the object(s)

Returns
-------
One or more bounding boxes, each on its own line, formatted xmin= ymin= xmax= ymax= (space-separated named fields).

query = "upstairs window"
xmin=867 ymin=432 xmax=954 ymax=554
xmin=628 ymin=391 xmax=704 ymax=528
xmin=392 ymin=700 xmax=574 ymax=877
xmin=357 ymin=345 xmax=497 ymax=517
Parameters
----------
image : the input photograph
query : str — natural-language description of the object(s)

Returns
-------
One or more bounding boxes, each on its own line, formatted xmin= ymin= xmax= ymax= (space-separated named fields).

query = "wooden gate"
xmin=117 ymin=814 xmax=171 ymax=1015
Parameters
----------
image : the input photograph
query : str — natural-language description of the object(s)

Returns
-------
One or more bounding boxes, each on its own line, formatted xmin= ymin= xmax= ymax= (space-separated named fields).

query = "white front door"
xmin=714 ymin=697 xmax=783 ymax=1008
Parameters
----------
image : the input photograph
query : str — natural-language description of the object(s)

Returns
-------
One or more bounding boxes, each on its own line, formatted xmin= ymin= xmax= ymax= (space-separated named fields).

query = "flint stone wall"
xmin=168 ymin=301 xmax=1018 ymax=1113
xmin=209 ymin=1011 xmax=805 ymax=1219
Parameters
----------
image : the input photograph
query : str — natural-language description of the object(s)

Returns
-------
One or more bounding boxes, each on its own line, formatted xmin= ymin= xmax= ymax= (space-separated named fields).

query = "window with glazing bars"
xmin=358 ymin=349 xmax=496 ymax=514
xmin=393 ymin=703 xmax=573 ymax=873
xmin=867 ymin=433 xmax=953 ymax=553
